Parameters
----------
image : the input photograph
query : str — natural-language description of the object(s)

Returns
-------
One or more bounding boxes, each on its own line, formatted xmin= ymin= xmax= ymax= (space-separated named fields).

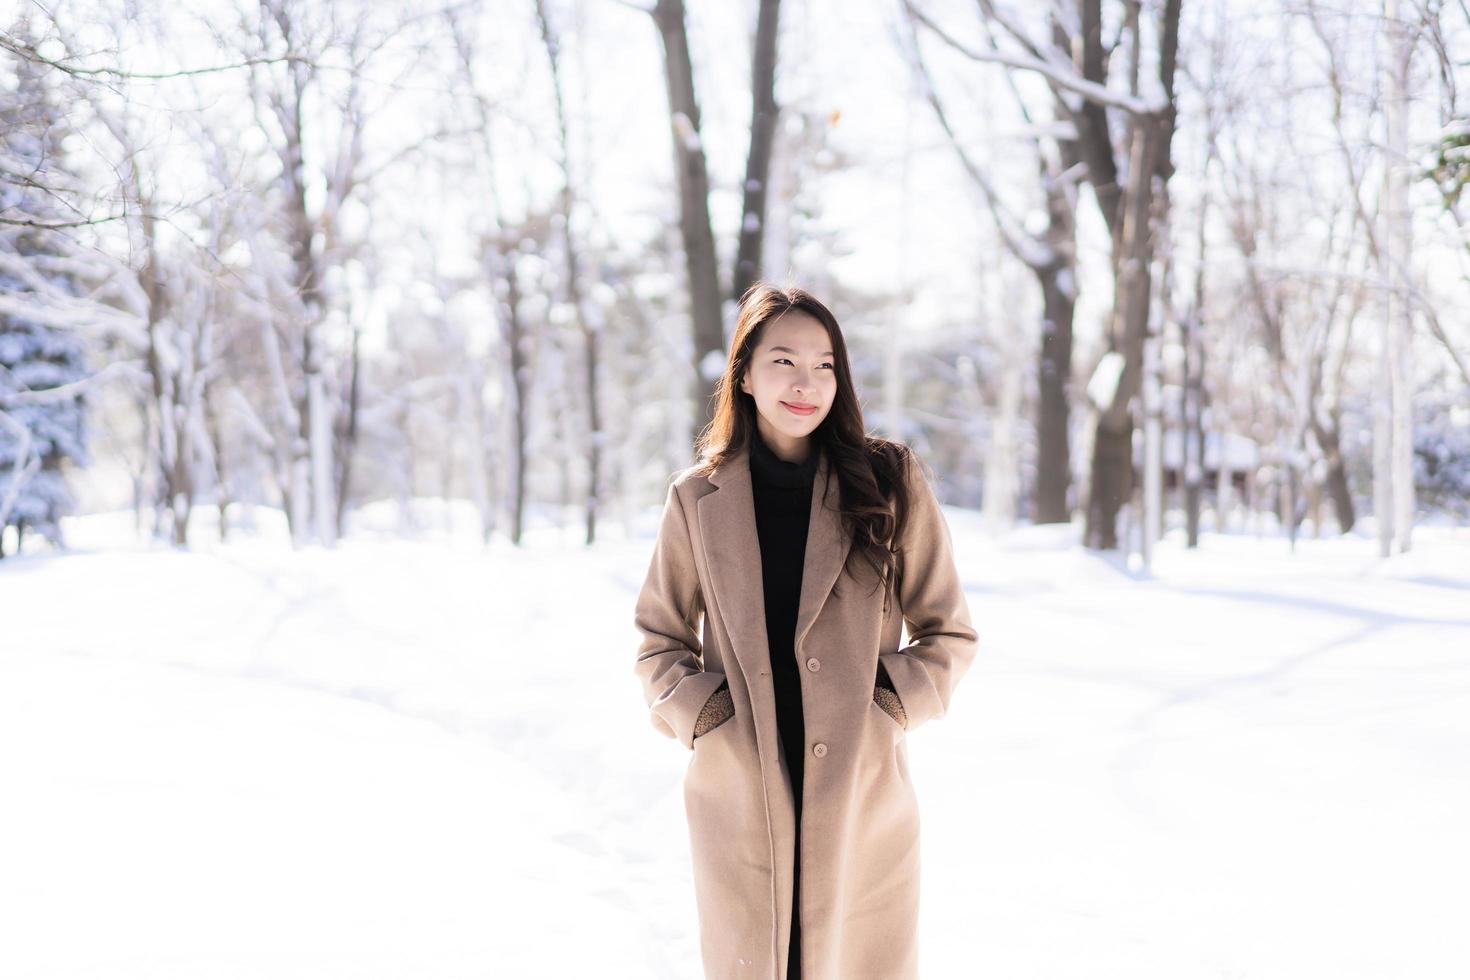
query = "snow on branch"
xmin=0 ymin=358 xmax=148 ymax=408
xmin=904 ymin=0 xmax=1167 ymax=117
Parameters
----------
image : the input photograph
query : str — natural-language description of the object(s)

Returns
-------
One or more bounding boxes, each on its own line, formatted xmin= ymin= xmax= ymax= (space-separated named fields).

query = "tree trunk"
xmin=205 ymin=379 xmax=232 ymax=542
xmin=1312 ymin=409 xmax=1356 ymax=532
xmin=1085 ymin=113 xmax=1166 ymax=549
xmin=732 ymin=0 xmax=783 ymax=303
xmin=1081 ymin=0 xmax=1181 ymax=550
xmin=1183 ymin=314 xmax=1205 ymax=546
xmin=308 ymin=371 xmax=335 ymax=545
xmin=1035 ymin=266 xmax=1075 ymax=524
xmin=652 ymin=0 xmax=725 ymax=432
xmin=1034 ymin=132 xmax=1077 ymax=527
xmin=1378 ymin=0 xmax=1416 ymax=554
xmin=1141 ymin=325 xmax=1163 ymax=566
xmin=333 ymin=319 xmax=362 ymax=541
xmin=493 ymin=241 xmax=532 ymax=546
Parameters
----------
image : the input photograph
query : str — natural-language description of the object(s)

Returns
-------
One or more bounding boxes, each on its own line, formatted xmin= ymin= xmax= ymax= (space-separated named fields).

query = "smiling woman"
xmin=632 ymin=281 xmax=979 ymax=980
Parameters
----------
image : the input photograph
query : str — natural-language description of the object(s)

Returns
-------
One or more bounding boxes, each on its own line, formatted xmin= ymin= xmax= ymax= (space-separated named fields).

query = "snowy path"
xmin=2 ymin=509 xmax=1468 ymax=978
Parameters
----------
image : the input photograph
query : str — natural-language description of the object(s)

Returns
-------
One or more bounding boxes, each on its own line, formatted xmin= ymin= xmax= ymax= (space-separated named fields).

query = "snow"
xmin=2 ymin=504 xmax=1468 ymax=978
xmin=1056 ymin=265 xmax=1076 ymax=300
xmin=1086 ymin=349 xmax=1126 ymax=412
xmin=671 ymin=112 xmax=702 ymax=154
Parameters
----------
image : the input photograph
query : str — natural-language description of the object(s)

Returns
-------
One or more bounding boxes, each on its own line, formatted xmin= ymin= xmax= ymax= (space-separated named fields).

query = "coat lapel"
xmin=696 ymin=442 xmax=852 ymax=677
xmin=793 ymin=448 xmax=852 ymax=650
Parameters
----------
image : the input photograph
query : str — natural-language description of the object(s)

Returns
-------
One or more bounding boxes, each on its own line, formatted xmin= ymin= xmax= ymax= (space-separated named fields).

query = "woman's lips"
xmin=781 ymin=401 xmax=817 ymax=416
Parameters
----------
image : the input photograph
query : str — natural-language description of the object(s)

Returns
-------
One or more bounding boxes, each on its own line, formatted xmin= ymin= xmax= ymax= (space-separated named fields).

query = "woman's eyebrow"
xmin=768 ymin=345 xmax=835 ymax=356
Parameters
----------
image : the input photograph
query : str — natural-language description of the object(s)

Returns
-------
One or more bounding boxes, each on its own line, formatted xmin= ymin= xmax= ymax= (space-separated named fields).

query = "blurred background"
xmin=1 ymin=0 xmax=1467 ymax=977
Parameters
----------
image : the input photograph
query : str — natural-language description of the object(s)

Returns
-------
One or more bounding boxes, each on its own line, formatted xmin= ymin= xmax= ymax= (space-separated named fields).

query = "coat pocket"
xmin=692 ymin=703 xmax=737 ymax=748
xmin=694 ymin=711 xmax=735 ymax=742
xmin=871 ymin=690 xmax=906 ymax=734
xmin=691 ymin=682 xmax=736 ymax=748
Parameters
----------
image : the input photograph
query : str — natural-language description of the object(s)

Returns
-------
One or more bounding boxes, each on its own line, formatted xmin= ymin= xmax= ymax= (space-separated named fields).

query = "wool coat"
xmin=633 ymin=442 xmax=979 ymax=980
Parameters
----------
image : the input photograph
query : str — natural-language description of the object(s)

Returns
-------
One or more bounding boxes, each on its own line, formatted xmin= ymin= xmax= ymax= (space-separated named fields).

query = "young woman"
xmin=633 ymin=282 xmax=978 ymax=980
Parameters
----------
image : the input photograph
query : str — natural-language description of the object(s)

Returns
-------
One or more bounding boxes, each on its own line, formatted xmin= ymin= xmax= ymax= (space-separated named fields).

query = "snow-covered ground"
xmin=3 ymin=502 xmax=1468 ymax=979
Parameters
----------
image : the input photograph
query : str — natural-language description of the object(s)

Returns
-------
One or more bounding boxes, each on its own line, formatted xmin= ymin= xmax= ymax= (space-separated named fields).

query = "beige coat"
xmin=633 ymin=443 xmax=978 ymax=980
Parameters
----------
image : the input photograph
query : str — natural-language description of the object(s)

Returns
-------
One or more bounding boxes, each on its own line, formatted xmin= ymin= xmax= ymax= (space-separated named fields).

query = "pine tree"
xmin=0 ymin=23 xmax=91 ymax=555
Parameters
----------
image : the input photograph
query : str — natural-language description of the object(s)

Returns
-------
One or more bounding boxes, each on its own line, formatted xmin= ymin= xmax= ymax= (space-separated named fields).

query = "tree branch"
xmin=904 ymin=0 xmax=1165 ymax=115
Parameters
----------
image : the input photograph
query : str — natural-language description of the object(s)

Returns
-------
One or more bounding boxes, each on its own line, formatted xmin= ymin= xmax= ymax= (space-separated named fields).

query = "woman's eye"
xmin=775 ymin=358 xmax=835 ymax=369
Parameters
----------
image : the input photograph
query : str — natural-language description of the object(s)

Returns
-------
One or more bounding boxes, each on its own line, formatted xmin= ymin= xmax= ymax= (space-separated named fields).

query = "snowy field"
xmin=2 ymin=502 xmax=1468 ymax=979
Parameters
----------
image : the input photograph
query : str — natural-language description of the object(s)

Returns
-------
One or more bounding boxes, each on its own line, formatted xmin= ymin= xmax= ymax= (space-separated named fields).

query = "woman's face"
xmin=738 ymin=310 xmax=837 ymax=460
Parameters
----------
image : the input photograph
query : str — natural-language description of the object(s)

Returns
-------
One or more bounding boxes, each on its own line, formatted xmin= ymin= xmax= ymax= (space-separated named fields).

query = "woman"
xmin=633 ymin=282 xmax=978 ymax=980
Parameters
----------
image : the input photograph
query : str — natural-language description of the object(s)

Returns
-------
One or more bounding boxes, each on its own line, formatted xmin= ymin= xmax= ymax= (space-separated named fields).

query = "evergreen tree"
xmin=0 ymin=23 xmax=91 ymax=556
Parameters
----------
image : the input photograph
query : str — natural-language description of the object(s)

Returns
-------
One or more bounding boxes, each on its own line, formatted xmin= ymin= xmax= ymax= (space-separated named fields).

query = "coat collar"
xmin=696 ymin=441 xmax=852 ymax=669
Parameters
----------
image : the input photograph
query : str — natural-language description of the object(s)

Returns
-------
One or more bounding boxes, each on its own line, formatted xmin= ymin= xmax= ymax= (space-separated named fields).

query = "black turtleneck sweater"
xmin=747 ymin=426 xmax=819 ymax=980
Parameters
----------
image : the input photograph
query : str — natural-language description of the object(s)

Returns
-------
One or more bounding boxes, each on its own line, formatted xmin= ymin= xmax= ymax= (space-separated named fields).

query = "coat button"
xmin=806 ymin=657 xmax=820 ymax=671
xmin=812 ymin=742 xmax=827 ymax=757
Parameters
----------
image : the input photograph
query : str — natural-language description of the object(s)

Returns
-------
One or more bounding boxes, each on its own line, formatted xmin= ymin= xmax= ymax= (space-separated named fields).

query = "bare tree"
xmin=225 ymin=0 xmax=454 ymax=546
xmin=443 ymin=9 xmax=537 ymax=546
xmin=1305 ymin=0 xmax=1446 ymax=554
xmin=899 ymin=3 xmax=1083 ymax=526
xmin=905 ymin=0 xmax=1182 ymax=549
xmin=535 ymin=0 xmax=609 ymax=545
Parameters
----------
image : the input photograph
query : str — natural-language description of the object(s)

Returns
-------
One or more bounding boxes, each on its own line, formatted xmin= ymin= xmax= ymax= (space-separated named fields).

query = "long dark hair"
xmin=693 ymin=280 xmax=917 ymax=611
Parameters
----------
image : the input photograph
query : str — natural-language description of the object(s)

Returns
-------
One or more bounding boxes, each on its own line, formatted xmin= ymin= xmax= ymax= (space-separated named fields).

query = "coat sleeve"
xmin=633 ymin=478 xmax=730 ymax=749
xmin=877 ymin=450 xmax=979 ymax=734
